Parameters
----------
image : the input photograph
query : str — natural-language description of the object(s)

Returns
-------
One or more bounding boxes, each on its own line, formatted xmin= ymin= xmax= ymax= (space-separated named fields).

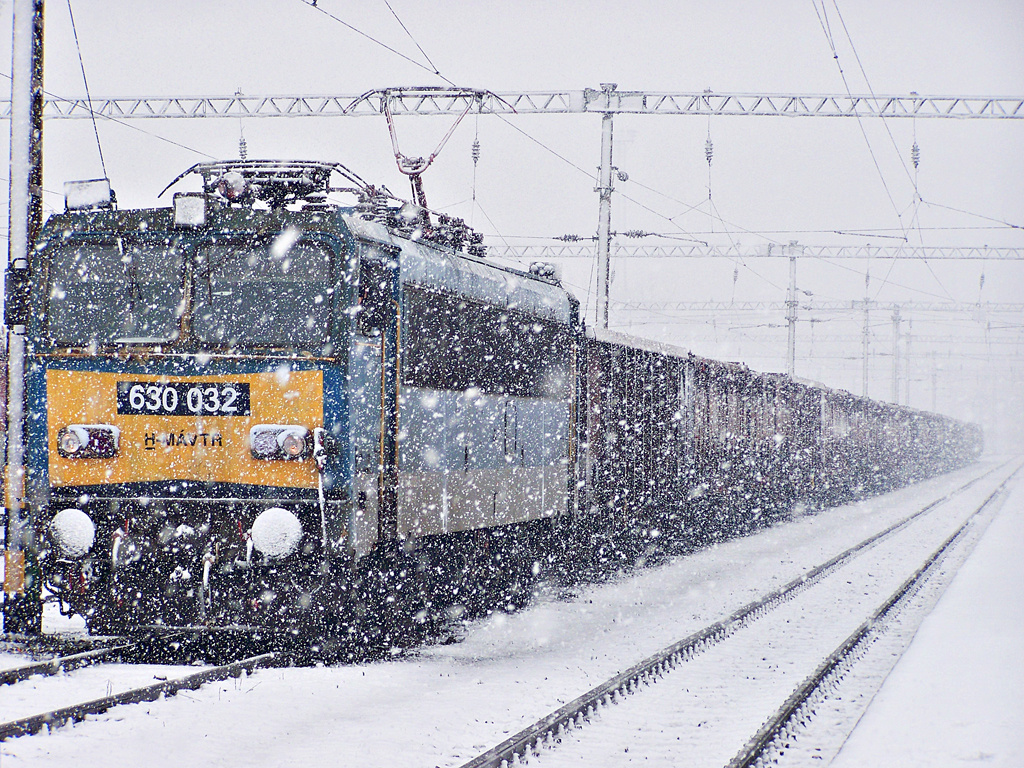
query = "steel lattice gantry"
xmin=609 ymin=299 xmax=1024 ymax=313
xmin=2 ymin=88 xmax=1024 ymax=120
xmin=5 ymin=85 xmax=1022 ymax=330
xmin=488 ymin=244 xmax=1024 ymax=261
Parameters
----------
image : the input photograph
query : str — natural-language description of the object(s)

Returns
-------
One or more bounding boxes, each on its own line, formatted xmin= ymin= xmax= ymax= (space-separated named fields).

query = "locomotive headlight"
xmin=57 ymin=424 xmax=120 ymax=459
xmin=278 ymin=428 xmax=309 ymax=458
xmin=249 ymin=425 xmax=311 ymax=460
xmin=49 ymin=508 xmax=96 ymax=558
xmin=249 ymin=507 xmax=303 ymax=560
xmin=250 ymin=429 xmax=280 ymax=459
xmin=59 ymin=428 xmax=84 ymax=455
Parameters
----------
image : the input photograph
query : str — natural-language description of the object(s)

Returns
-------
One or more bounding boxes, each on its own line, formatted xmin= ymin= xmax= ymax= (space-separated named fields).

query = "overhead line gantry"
xmin=488 ymin=244 xmax=1024 ymax=261
xmin=5 ymin=88 xmax=1023 ymax=120
xmin=5 ymin=84 xmax=1023 ymax=327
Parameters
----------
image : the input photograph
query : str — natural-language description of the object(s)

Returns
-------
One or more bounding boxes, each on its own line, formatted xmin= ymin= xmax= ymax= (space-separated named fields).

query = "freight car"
xmin=1 ymin=160 xmax=982 ymax=650
xmin=573 ymin=329 xmax=982 ymax=570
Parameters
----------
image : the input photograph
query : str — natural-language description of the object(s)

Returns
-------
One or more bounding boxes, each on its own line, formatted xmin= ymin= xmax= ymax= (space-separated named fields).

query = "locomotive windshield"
xmin=44 ymin=236 xmax=335 ymax=349
xmin=46 ymin=239 xmax=185 ymax=345
xmin=192 ymin=239 xmax=333 ymax=347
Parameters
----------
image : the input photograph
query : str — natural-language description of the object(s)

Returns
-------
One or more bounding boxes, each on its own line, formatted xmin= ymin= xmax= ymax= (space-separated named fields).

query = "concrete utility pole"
xmin=595 ymin=83 xmax=617 ymax=329
xmin=786 ymin=242 xmax=799 ymax=377
xmin=861 ymin=307 xmax=870 ymax=396
xmin=904 ymin=318 xmax=912 ymax=406
xmin=4 ymin=0 xmax=44 ymax=634
xmin=891 ymin=306 xmax=901 ymax=403
xmin=861 ymin=300 xmax=871 ymax=398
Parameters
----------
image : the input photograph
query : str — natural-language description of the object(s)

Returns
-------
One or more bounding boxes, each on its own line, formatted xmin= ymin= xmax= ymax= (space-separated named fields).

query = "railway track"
xmin=0 ymin=643 xmax=134 ymax=686
xmin=457 ymin=461 xmax=1020 ymax=768
xmin=725 ymin=464 xmax=1018 ymax=768
xmin=0 ymin=649 xmax=275 ymax=741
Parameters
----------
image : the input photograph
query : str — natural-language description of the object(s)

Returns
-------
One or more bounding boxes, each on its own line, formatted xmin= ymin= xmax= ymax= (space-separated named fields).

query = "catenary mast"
xmin=3 ymin=0 xmax=44 ymax=633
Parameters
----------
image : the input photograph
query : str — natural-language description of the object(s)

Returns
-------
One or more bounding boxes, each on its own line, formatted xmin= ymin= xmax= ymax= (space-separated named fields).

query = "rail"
xmin=726 ymin=462 xmax=1021 ymax=767
xmin=456 ymin=462 xmax=1009 ymax=768
xmin=0 ymin=652 xmax=275 ymax=740
xmin=0 ymin=643 xmax=134 ymax=686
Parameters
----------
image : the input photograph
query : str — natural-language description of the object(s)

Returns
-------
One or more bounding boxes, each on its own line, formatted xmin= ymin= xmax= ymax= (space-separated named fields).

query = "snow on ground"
xmin=830 ymin=464 xmax=1024 ymax=768
xmin=0 ymin=663 xmax=199 ymax=725
xmin=0 ymin=460 xmax=1012 ymax=767
xmin=40 ymin=603 xmax=88 ymax=635
xmin=0 ymin=653 xmax=32 ymax=672
xmin=526 ymin=459 xmax=1017 ymax=767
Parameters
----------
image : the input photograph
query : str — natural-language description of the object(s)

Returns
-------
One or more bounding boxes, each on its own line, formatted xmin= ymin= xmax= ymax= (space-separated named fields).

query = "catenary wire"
xmin=66 ymin=0 xmax=106 ymax=178
xmin=381 ymin=0 xmax=443 ymax=78
xmin=296 ymin=0 xmax=455 ymax=86
xmin=810 ymin=0 xmax=908 ymax=241
xmin=0 ymin=71 xmax=217 ymax=161
xmin=829 ymin=0 xmax=917 ymax=191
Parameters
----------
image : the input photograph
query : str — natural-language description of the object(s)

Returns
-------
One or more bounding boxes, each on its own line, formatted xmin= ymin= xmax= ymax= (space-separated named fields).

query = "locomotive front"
xmin=23 ymin=164 xmax=358 ymax=636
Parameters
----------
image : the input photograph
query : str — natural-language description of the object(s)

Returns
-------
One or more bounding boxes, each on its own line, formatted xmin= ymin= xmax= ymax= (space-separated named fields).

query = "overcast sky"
xmin=3 ymin=0 xmax=1023 ymax=443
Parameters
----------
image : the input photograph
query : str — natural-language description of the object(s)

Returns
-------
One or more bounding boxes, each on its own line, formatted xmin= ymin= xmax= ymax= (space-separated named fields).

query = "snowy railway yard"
xmin=0 ymin=458 xmax=1019 ymax=768
xmin=0 ymin=2 xmax=1021 ymax=767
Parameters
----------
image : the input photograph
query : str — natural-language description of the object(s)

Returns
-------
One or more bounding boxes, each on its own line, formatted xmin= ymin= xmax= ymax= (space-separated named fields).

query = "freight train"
xmin=1 ymin=160 xmax=982 ymax=649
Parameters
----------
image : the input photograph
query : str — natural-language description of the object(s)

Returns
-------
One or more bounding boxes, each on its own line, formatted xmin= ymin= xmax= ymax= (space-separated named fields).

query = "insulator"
xmin=705 ymin=137 xmax=714 ymax=165
xmin=471 ymin=138 xmax=481 ymax=165
xmin=450 ymin=218 xmax=467 ymax=251
xmin=979 ymin=272 xmax=985 ymax=290
xmin=356 ymin=185 xmax=389 ymax=222
xmin=911 ymin=141 xmax=920 ymax=170
xmin=467 ymin=231 xmax=486 ymax=258
xmin=239 ymin=135 xmax=248 ymax=161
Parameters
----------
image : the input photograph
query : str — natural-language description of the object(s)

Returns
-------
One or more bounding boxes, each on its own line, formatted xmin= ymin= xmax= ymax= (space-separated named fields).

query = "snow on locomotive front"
xmin=29 ymin=162 xmax=370 ymax=635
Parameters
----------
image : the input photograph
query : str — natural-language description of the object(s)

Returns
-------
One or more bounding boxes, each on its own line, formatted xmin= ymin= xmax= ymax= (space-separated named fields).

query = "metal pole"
xmin=904 ymin=317 xmax=912 ymax=406
xmin=861 ymin=300 xmax=870 ymax=397
xmin=595 ymin=84 xmax=616 ymax=329
xmin=4 ymin=0 xmax=43 ymax=634
xmin=891 ymin=306 xmax=900 ymax=403
xmin=786 ymin=243 xmax=798 ymax=377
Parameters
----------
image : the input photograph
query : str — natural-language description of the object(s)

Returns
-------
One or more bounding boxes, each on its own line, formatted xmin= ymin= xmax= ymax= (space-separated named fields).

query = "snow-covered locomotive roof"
xmin=156 ymin=159 xmax=577 ymax=325
xmin=344 ymin=213 xmax=574 ymax=325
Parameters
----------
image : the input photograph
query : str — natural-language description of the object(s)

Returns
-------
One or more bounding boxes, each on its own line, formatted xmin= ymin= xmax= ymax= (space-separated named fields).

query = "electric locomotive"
xmin=10 ymin=160 xmax=576 ymax=640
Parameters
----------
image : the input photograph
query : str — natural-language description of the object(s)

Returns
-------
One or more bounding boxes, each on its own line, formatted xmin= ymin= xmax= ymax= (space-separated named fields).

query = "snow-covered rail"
xmin=0 ymin=652 xmax=274 ymax=740
xmin=457 ymin=461 xmax=1017 ymax=768
xmin=725 ymin=463 xmax=1021 ymax=768
xmin=0 ymin=644 xmax=134 ymax=686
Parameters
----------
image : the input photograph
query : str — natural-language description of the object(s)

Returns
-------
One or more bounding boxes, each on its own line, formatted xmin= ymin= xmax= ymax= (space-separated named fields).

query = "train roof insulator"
xmin=64 ymin=178 xmax=115 ymax=212
xmin=529 ymin=262 xmax=559 ymax=280
xmin=159 ymin=158 xmax=490 ymax=257
xmin=398 ymin=201 xmax=426 ymax=226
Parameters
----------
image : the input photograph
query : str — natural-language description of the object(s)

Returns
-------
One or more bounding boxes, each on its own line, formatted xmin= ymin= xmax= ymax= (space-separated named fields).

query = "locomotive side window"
xmin=46 ymin=239 xmax=185 ymax=346
xmin=357 ymin=258 xmax=389 ymax=337
xmin=193 ymin=239 xmax=333 ymax=348
xmin=403 ymin=284 xmax=570 ymax=399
